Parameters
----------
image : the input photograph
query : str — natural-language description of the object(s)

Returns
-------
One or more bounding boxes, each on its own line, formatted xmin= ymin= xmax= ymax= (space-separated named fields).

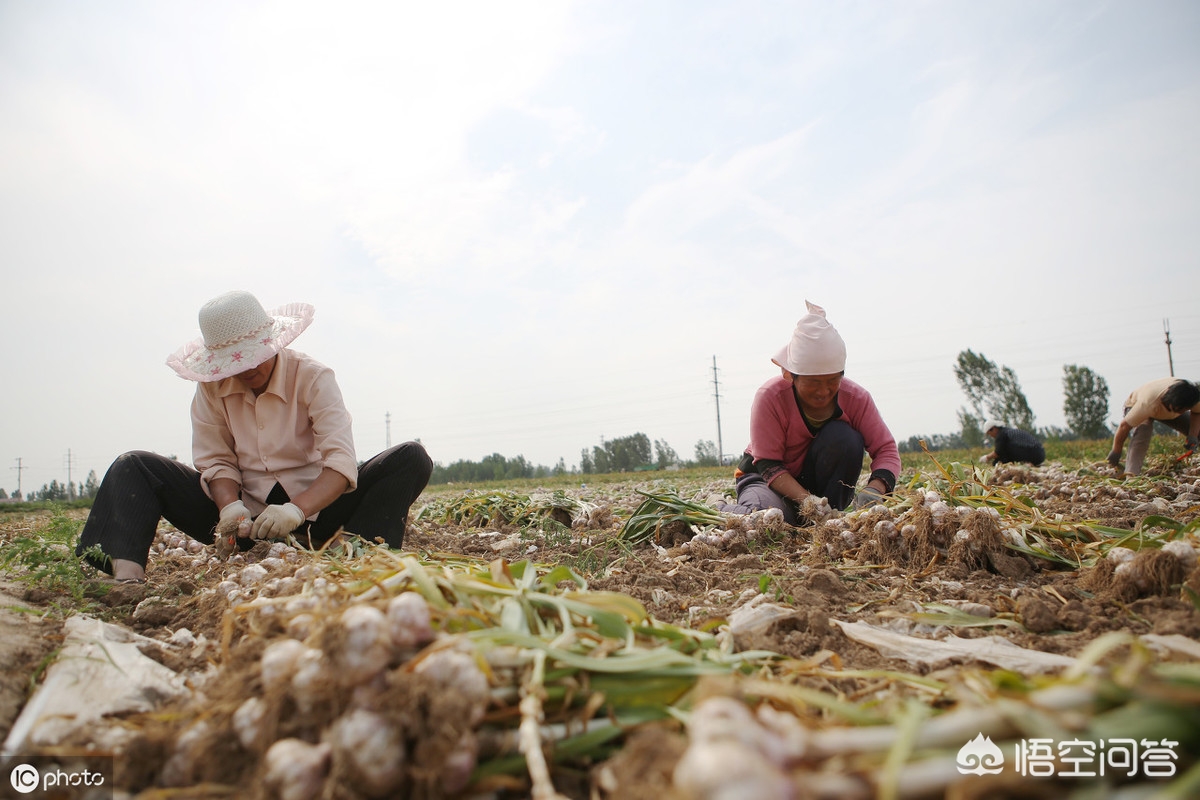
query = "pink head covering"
xmin=771 ymin=301 xmax=847 ymax=376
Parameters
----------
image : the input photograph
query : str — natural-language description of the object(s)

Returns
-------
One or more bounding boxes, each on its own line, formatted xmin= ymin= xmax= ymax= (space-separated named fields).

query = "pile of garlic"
xmin=164 ymin=590 xmax=494 ymax=800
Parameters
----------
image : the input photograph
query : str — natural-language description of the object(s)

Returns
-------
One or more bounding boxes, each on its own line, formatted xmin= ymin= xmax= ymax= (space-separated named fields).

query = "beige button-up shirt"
xmin=1124 ymin=377 xmax=1200 ymax=428
xmin=191 ymin=348 xmax=358 ymax=517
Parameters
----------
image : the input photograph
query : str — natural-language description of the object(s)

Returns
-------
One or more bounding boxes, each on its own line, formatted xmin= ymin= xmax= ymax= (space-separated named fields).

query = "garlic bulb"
xmin=291 ymin=646 xmax=331 ymax=713
xmin=441 ymin=730 xmax=479 ymax=795
xmin=232 ymin=696 xmax=268 ymax=750
xmin=413 ymin=646 xmax=491 ymax=726
xmin=1106 ymin=546 xmax=1136 ymax=565
xmin=387 ymin=592 xmax=434 ymax=650
xmin=336 ymin=604 xmax=392 ymax=686
xmin=326 ymin=709 xmax=406 ymax=797
xmin=160 ymin=720 xmax=210 ymax=787
xmin=263 ymin=738 xmax=331 ymax=800
xmin=239 ymin=564 xmax=268 ymax=586
xmin=1162 ymin=540 xmax=1198 ymax=570
xmin=260 ymin=639 xmax=312 ymax=693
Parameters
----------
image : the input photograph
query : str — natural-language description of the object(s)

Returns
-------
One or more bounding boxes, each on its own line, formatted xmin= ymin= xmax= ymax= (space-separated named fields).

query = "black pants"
xmin=728 ymin=420 xmax=866 ymax=523
xmin=74 ymin=442 xmax=433 ymax=572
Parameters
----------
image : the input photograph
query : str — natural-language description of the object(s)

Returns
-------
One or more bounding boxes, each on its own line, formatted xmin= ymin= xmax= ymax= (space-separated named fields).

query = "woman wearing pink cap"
xmin=719 ymin=301 xmax=900 ymax=525
xmin=75 ymin=290 xmax=433 ymax=583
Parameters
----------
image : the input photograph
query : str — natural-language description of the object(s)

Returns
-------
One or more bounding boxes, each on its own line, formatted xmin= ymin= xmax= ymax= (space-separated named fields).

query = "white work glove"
xmin=251 ymin=503 xmax=306 ymax=540
xmin=852 ymin=486 xmax=885 ymax=510
xmin=216 ymin=500 xmax=251 ymax=536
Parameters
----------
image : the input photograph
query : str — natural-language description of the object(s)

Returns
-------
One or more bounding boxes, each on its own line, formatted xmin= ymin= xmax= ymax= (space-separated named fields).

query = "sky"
xmin=2 ymin=0 xmax=1199 ymax=495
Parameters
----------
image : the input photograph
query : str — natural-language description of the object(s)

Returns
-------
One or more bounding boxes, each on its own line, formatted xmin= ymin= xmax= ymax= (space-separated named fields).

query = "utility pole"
xmin=1164 ymin=319 xmax=1175 ymax=377
xmin=11 ymin=457 xmax=24 ymax=499
xmin=712 ymin=356 xmax=725 ymax=465
xmin=65 ymin=449 xmax=76 ymax=500
xmin=385 ymin=412 xmax=392 ymax=449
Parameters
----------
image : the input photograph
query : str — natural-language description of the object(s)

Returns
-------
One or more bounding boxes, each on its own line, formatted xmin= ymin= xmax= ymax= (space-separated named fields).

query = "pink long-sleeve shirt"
xmin=191 ymin=348 xmax=358 ymax=516
xmin=746 ymin=375 xmax=901 ymax=483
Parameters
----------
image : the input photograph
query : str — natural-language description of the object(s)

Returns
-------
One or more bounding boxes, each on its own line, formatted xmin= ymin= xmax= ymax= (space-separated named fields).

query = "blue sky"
xmin=2 ymin=0 xmax=1198 ymax=493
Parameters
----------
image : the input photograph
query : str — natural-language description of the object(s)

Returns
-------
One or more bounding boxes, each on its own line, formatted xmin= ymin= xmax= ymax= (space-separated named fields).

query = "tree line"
xmin=0 ymin=470 xmax=100 ymax=502
xmin=898 ymin=350 xmax=1112 ymax=453
xmin=427 ymin=435 xmax=723 ymax=484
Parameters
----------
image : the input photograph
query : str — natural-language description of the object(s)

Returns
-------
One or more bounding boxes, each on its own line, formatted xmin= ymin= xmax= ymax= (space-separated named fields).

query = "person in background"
xmin=1106 ymin=378 xmax=1200 ymax=475
xmin=980 ymin=421 xmax=1045 ymax=466
xmin=717 ymin=301 xmax=901 ymax=525
xmin=75 ymin=290 xmax=433 ymax=583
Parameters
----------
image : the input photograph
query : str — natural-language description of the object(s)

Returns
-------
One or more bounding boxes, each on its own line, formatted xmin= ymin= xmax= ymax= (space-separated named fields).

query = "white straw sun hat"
xmin=771 ymin=301 xmax=847 ymax=376
xmin=166 ymin=290 xmax=315 ymax=382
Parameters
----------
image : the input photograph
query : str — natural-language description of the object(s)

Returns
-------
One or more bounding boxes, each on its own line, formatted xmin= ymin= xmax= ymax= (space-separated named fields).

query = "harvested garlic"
xmin=263 ymin=738 xmax=331 ymax=800
xmin=326 ymin=709 xmax=405 ymax=797
xmin=387 ymin=592 xmax=434 ymax=650
xmin=413 ymin=646 xmax=491 ymax=726
xmin=261 ymin=639 xmax=312 ymax=693
xmin=232 ymin=697 xmax=268 ymax=750
xmin=1162 ymin=540 xmax=1198 ymax=570
xmin=441 ymin=730 xmax=479 ymax=795
xmin=336 ymin=604 xmax=392 ymax=686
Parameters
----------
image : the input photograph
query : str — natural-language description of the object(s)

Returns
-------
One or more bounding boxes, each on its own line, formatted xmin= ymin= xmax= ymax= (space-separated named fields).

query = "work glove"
xmin=216 ymin=500 xmax=251 ymax=536
xmin=1106 ymin=450 xmax=1122 ymax=468
xmin=251 ymin=503 xmax=306 ymax=540
xmin=1187 ymin=436 xmax=1198 ymax=451
xmin=853 ymin=486 xmax=885 ymax=510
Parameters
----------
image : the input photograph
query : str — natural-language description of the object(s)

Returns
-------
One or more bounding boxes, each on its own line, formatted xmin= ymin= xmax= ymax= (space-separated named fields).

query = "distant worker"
xmin=980 ymin=421 xmax=1045 ymax=466
xmin=1107 ymin=378 xmax=1200 ymax=475
xmin=717 ymin=301 xmax=901 ymax=524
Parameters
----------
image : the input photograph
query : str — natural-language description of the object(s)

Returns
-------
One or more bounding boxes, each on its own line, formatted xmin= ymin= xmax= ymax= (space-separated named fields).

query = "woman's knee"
xmin=813 ymin=420 xmax=864 ymax=453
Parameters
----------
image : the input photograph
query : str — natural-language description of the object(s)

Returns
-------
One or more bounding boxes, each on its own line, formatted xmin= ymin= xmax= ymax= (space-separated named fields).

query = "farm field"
xmin=0 ymin=437 xmax=1198 ymax=799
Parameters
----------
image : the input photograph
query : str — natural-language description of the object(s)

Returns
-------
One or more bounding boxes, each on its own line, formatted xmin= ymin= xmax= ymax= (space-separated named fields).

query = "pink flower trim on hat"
xmin=166 ymin=299 xmax=315 ymax=382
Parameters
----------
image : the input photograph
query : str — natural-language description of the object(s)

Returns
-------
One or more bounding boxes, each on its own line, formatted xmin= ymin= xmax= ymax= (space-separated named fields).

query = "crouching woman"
xmin=719 ymin=301 xmax=901 ymax=525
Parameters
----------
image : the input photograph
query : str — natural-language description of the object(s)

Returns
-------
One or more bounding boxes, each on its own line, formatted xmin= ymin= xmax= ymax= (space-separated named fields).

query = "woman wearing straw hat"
xmin=719 ymin=301 xmax=901 ymax=525
xmin=75 ymin=290 xmax=433 ymax=583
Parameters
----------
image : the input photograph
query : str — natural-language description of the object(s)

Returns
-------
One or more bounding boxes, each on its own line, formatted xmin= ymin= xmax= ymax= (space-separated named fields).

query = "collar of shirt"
xmin=213 ymin=352 xmax=293 ymax=403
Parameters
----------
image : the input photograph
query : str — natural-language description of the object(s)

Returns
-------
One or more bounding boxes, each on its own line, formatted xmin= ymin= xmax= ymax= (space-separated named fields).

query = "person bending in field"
xmin=717 ymin=301 xmax=901 ymax=525
xmin=980 ymin=421 xmax=1045 ymax=466
xmin=1106 ymin=378 xmax=1200 ymax=476
xmin=75 ymin=290 xmax=433 ymax=584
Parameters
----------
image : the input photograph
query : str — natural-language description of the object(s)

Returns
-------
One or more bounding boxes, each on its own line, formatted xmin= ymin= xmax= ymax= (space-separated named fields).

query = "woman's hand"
xmin=217 ymin=500 xmax=251 ymax=535
xmin=251 ymin=503 xmax=306 ymax=539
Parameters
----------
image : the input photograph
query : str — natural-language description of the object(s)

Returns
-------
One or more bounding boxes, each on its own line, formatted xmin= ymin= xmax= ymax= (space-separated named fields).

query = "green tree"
xmin=957 ymin=408 xmax=984 ymax=448
xmin=579 ymin=449 xmax=594 ymax=475
xmin=953 ymin=349 xmax=1035 ymax=431
xmin=694 ymin=439 xmax=720 ymax=467
xmin=83 ymin=470 xmax=100 ymax=499
xmin=1062 ymin=364 xmax=1111 ymax=439
xmin=653 ymin=439 xmax=679 ymax=469
xmin=603 ymin=433 xmax=652 ymax=472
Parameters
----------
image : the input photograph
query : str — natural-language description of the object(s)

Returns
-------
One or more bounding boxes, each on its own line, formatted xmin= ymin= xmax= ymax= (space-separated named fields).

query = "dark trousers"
xmin=726 ymin=420 xmax=865 ymax=523
xmin=75 ymin=442 xmax=433 ymax=572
